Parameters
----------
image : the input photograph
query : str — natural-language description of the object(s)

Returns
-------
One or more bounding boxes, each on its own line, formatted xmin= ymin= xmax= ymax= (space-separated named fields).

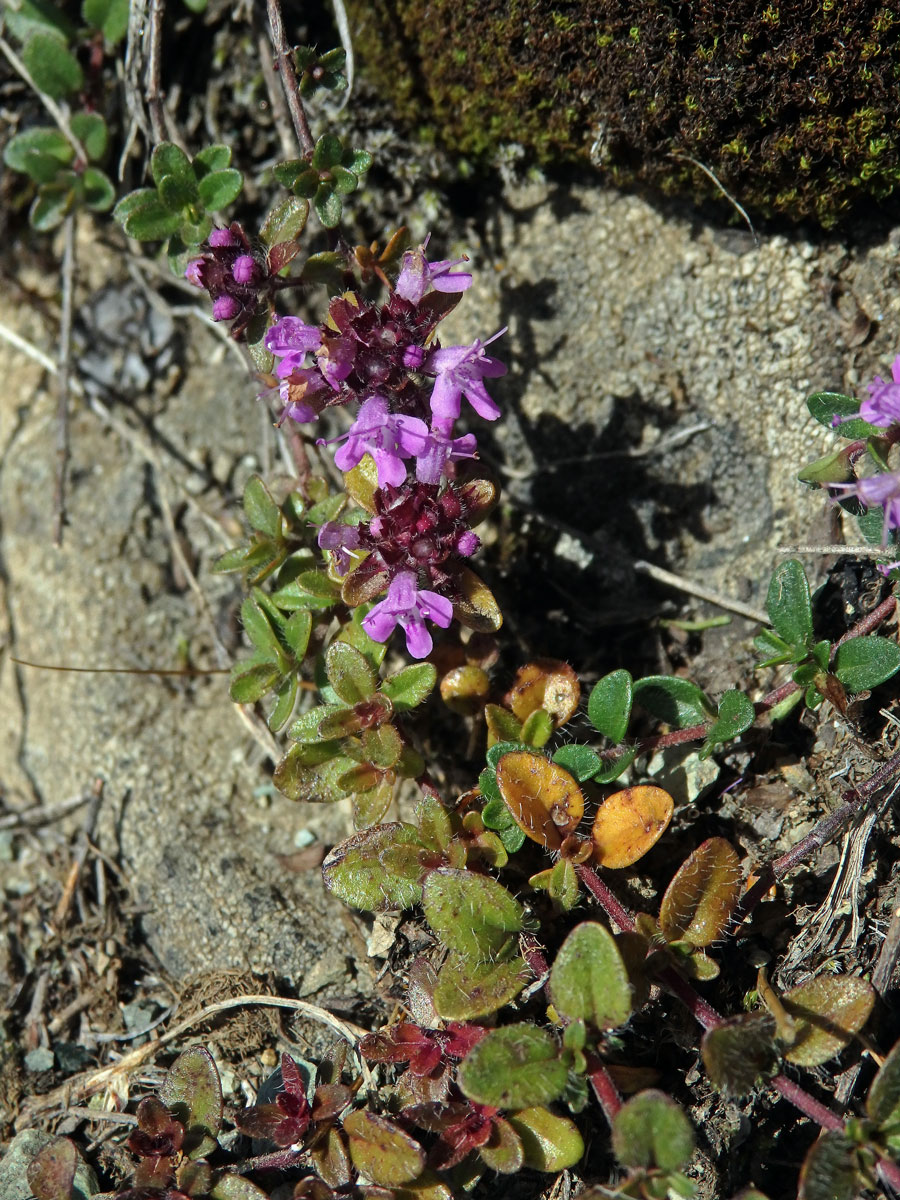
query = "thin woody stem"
xmin=265 ymin=0 xmax=315 ymax=158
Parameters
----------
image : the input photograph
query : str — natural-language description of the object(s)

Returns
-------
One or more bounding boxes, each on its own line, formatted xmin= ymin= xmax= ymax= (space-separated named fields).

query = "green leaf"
xmin=161 ymin=1046 xmax=222 ymax=1159
xmin=833 ymin=635 xmax=900 ymax=692
xmin=300 ymin=250 xmax=345 ymax=288
xmin=521 ymin=707 xmax=554 ymax=747
xmin=243 ymin=475 xmax=282 ymax=539
xmin=157 ymin=171 xmax=195 ymax=212
xmin=274 ymin=741 xmax=356 ymax=803
xmin=81 ymin=167 xmax=115 ymax=211
xmin=587 ymin=669 xmax=633 ymax=741
xmin=268 ymin=673 xmax=298 ymax=732
xmin=312 ymin=133 xmax=344 ymax=169
xmin=82 ymin=0 xmax=129 ymax=42
xmin=194 ymin=143 xmax=231 ymax=172
xmin=548 ymin=857 xmax=580 ymax=910
xmin=260 ymin=195 xmax=309 ymax=246
xmin=381 ymin=663 xmax=436 ymax=711
xmin=507 ymin=1108 xmax=584 ymax=1172
xmin=344 ymin=148 xmax=373 ymax=174
xmin=241 ymin=596 xmax=287 ymax=666
xmin=289 ymin=704 xmax=345 ymax=743
xmin=229 ymin=660 xmax=281 ymax=704
xmin=702 ymin=690 xmax=754 ymax=757
xmin=283 ymin=610 xmax=312 ymax=660
xmin=612 ymin=1090 xmax=695 ymax=1172
xmin=331 ymin=164 xmax=358 ymax=195
xmin=150 ymin=143 xmax=194 ymax=191
xmin=360 ymin=723 xmax=402 ymax=769
xmin=422 ymin=868 xmax=523 ymax=959
xmin=481 ymin=782 xmax=527 ymax=853
xmin=114 ymin=189 xmax=182 ymax=239
xmin=432 ymin=952 xmax=526 ymax=1020
xmin=765 ymin=559 xmax=813 ymax=649
xmin=23 ymin=32 xmax=83 ymax=98
xmin=754 ymin=628 xmax=795 ymax=668
xmin=549 ymin=921 xmax=633 ymax=1028
xmin=326 ymin=641 xmax=377 ymax=704
xmin=633 ymin=675 xmax=713 ymax=728
xmin=701 ymin=1013 xmax=780 ymax=1097
xmin=797 ymin=1132 xmax=858 ymax=1200
xmin=807 ymin=391 xmax=880 ymax=439
xmin=4 ymin=127 xmax=72 ymax=176
xmin=30 ymin=182 xmax=73 ymax=230
xmin=322 ymin=823 xmax=425 ymax=911
xmin=343 ymin=1111 xmax=425 ymax=1187
xmin=659 ymin=838 xmax=742 ymax=947
xmin=314 ymin=184 xmax=342 ymax=228
xmin=551 ymin=744 xmax=602 ymax=781
xmin=798 ymin=445 xmax=855 ymax=486
xmin=781 ymin=975 xmax=875 ymax=1066
xmin=197 ymin=168 xmax=243 ymax=211
xmin=486 ymin=740 xmax=534 ymax=771
xmin=867 ymin=1036 xmax=900 ymax=1149
xmin=458 ymin=1026 xmax=567 ymax=1108
xmin=5 ymin=0 xmax=76 ymax=43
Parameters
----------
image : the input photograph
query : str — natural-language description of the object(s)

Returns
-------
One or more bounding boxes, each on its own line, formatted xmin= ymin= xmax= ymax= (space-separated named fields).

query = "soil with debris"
xmin=2 ymin=6 xmax=900 ymax=1200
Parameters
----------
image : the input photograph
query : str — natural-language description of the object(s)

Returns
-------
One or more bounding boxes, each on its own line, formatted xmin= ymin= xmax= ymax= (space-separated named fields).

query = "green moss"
xmin=346 ymin=0 xmax=900 ymax=226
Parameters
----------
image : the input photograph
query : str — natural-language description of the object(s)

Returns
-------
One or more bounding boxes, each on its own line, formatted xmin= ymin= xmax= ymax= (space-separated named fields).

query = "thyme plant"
xmin=8 ymin=3 xmax=900 ymax=1198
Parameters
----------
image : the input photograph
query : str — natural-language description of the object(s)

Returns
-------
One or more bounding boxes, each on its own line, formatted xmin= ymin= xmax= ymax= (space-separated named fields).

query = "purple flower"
xmin=427 ymin=329 xmax=507 ymax=421
xmin=831 ymin=470 xmax=900 ymax=543
xmin=859 ymin=356 xmax=900 ymax=427
xmin=395 ymin=239 xmax=473 ymax=305
xmin=266 ymin=317 xmax=323 ymax=377
xmin=317 ymin=521 xmax=362 ymax=575
xmin=362 ymin=571 xmax=453 ymax=658
xmin=324 ymin=395 xmax=428 ymax=487
xmin=414 ymin=416 xmax=479 ymax=485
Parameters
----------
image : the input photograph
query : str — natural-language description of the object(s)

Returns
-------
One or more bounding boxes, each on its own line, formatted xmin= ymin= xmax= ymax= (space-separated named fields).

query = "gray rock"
xmin=0 ymin=1131 xmax=97 ymax=1200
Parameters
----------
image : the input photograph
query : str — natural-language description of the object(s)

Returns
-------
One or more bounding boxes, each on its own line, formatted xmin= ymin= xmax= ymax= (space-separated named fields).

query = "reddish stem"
xmin=265 ymin=0 xmax=315 ymax=157
xmin=575 ymin=864 xmax=635 ymax=932
xmin=587 ymin=1054 xmax=623 ymax=1122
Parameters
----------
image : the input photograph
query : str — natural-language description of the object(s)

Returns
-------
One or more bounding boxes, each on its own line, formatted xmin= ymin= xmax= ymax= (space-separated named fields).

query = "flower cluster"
xmin=830 ymin=355 xmax=900 ymax=569
xmin=266 ymin=241 xmax=505 ymax=657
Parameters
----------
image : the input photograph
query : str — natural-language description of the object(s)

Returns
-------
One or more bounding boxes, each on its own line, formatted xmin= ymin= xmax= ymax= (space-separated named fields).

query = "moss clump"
xmin=345 ymin=0 xmax=900 ymax=227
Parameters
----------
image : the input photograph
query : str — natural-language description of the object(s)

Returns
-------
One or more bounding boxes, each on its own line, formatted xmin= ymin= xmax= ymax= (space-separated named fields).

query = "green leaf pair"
xmin=114 ymin=141 xmax=243 ymax=254
xmin=5 ymin=118 xmax=114 ymax=230
xmin=273 ymin=134 xmax=372 ymax=228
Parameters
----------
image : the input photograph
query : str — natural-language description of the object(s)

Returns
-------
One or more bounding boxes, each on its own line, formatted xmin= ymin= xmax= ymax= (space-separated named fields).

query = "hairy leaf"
xmin=496 ymin=751 xmax=584 ymax=849
xmin=587 ymin=669 xmax=633 ymax=741
xmin=458 ymin=1026 xmax=567 ymax=1108
xmin=422 ymin=868 xmax=523 ymax=959
xmin=611 ymin=1089 xmax=695 ymax=1172
xmin=549 ymin=921 xmax=632 ymax=1028
xmin=659 ymin=838 xmax=742 ymax=947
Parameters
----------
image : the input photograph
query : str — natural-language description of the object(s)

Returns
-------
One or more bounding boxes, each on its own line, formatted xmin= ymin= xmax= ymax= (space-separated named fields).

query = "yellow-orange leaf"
xmin=496 ymin=752 xmax=585 ymax=849
xmin=591 ymin=786 xmax=674 ymax=869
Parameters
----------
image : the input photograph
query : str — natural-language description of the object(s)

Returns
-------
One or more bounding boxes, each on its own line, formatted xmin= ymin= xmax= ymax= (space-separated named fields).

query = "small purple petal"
xmin=402 ymin=613 xmax=433 ymax=658
xmin=185 ymin=259 xmax=204 ymax=287
xmin=403 ymin=345 xmax=426 ymax=370
xmin=266 ymin=316 xmax=322 ymax=357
